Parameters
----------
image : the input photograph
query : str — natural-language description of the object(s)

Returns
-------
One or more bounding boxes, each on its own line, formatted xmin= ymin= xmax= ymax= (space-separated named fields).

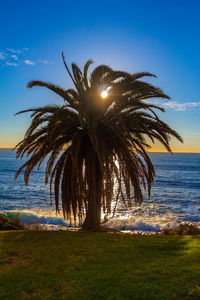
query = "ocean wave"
xmin=104 ymin=213 xmax=180 ymax=232
xmin=0 ymin=209 xmax=190 ymax=233
xmin=1 ymin=209 xmax=69 ymax=227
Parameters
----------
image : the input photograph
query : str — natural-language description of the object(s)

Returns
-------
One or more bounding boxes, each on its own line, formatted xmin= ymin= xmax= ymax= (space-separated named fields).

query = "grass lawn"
xmin=0 ymin=231 xmax=200 ymax=299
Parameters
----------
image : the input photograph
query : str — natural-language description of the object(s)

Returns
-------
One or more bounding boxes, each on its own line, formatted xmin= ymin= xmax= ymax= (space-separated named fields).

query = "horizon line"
xmin=0 ymin=148 xmax=199 ymax=154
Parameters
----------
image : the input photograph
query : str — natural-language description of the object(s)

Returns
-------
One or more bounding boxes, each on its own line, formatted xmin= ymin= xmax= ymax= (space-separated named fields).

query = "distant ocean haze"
xmin=0 ymin=149 xmax=200 ymax=232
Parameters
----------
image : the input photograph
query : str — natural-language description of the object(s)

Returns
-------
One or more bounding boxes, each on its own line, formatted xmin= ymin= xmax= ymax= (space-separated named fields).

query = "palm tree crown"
xmin=15 ymin=53 xmax=183 ymax=230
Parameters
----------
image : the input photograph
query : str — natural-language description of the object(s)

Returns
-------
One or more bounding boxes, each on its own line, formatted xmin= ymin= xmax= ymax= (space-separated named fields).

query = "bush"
xmin=162 ymin=223 xmax=200 ymax=235
xmin=26 ymin=222 xmax=44 ymax=230
xmin=0 ymin=214 xmax=25 ymax=230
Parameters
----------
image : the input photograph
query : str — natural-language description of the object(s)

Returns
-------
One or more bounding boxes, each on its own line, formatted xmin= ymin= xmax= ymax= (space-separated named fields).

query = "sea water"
xmin=0 ymin=149 xmax=200 ymax=232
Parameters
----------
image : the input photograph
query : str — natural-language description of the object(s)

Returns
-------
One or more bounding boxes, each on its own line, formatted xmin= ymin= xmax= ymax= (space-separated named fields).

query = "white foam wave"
xmin=1 ymin=208 xmax=199 ymax=233
xmin=104 ymin=213 xmax=180 ymax=232
xmin=1 ymin=209 xmax=70 ymax=227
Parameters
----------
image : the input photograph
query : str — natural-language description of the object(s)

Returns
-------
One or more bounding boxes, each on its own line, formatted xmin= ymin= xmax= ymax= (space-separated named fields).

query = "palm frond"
xmin=83 ymin=59 xmax=93 ymax=89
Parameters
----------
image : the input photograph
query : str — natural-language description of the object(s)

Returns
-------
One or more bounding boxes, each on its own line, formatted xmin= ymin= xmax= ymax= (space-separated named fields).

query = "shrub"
xmin=0 ymin=214 xmax=25 ymax=230
xmin=162 ymin=223 xmax=200 ymax=235
xmin=26 ymin=222 xmax=44 ymax=230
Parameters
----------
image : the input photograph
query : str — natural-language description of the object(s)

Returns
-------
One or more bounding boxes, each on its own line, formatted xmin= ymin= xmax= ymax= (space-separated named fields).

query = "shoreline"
xmin=1 ymin=209 xmax=200 ymax=234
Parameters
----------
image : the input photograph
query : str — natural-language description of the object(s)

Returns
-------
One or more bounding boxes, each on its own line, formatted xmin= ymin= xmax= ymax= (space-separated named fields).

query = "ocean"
xmin=0 ymin=149 xmax=200 ymax=232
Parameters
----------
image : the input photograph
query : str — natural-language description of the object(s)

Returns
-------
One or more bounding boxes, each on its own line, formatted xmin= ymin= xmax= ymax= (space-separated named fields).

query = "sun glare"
xmin=101 ymin=90 xmax=108 ymax=99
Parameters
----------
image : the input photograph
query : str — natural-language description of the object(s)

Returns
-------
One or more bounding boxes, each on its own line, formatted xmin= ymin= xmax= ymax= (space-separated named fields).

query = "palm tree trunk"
xmin=82 ymin=152 xmax=102 ymax=231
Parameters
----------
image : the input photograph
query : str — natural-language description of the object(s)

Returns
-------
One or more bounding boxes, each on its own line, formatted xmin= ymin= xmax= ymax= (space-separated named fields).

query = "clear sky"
xmin=0 ymin=0 xmax=200 ymax=152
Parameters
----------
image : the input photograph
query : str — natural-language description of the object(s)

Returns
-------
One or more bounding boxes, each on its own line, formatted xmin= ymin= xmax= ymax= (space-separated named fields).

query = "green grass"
xmin=1 ymin=231 xmax=200 ymax=299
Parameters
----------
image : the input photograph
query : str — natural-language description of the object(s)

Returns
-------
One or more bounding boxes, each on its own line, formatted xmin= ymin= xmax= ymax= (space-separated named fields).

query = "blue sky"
xmin=0 ymin=0 xmax=200 ymax=151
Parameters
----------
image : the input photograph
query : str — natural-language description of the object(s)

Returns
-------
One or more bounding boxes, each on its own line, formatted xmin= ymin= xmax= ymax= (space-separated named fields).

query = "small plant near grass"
xmin=0 ymin=214 xmax=25 ymax=230
xmin=26 ymin=222 xmax=44 ymax=230
xmin=162 ymin=223 xmax=200 ymax=235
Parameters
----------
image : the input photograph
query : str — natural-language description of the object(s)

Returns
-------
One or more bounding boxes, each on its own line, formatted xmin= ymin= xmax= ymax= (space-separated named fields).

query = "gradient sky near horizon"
xmin=0 ymin=0 xmax=200 ymax=152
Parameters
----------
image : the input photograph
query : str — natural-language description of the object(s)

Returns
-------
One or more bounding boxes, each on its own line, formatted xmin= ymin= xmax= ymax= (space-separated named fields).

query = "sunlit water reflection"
xmin=0 ymin=150 xmax=200 ymax=232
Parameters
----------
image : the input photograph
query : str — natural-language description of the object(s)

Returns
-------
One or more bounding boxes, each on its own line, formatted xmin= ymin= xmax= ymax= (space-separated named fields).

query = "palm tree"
xmin=15 ymin=53 xmax=183 ymax=231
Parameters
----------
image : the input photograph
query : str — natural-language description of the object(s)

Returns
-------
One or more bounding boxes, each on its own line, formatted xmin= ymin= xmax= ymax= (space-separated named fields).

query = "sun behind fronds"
xmin=15 ymin=53 xmax=183 ymax=231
